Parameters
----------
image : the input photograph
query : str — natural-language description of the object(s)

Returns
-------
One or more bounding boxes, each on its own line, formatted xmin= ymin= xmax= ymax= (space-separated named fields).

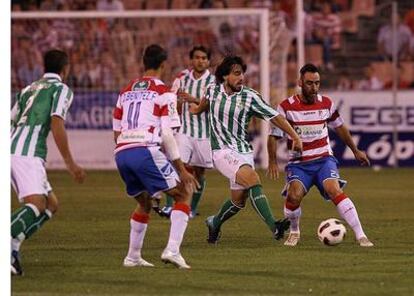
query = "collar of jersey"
xmin=43 ymin=73 xmax=62 ymax=81
xmin=220 ymin=83 xmax=244 ymax=96
xmin=190 ymin=69 xmax=210 ymax=81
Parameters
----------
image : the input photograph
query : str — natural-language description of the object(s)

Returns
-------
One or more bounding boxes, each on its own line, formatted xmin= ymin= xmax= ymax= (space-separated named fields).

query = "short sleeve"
xmin=327 ymin=100 xmax=344 ymax=128
xmin=250 ymin=94 xmax=279 ymax=120
xmin=159 ymin=92 xmax=181 ymax=129
xmin=51 ymin=84 xmax=73 ymax=120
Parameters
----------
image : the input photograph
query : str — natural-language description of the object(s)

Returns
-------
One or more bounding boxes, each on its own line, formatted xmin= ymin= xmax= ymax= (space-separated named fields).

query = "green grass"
xmin=11 ymin=168 xmax=414 ymax=295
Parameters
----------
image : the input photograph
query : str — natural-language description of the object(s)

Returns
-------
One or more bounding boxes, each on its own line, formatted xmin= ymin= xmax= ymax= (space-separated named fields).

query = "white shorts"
xmin=176 ymin=133 xmax=213 ymax=168
xmin=11 ymin=155 xmax=52 ymax=202
xmin=212 ymin=148 xmax=255 ymax=190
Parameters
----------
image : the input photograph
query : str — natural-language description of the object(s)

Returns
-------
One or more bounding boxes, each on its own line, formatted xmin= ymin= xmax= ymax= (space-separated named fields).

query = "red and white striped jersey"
xmin=112 ymin=76 xmax=181 ymax=154
xmin=270 ymin=94 xmax=344 ymax=163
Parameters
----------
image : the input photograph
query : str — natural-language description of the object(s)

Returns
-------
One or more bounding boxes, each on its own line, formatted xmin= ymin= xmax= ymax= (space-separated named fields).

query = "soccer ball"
xmin=317 ymin=218 xmax=347 ymax=246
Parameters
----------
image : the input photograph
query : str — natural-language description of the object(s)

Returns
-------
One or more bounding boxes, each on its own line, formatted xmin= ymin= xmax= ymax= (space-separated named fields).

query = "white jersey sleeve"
xmin=269 ymin=104 xmax=285 ymax=138
xmin=327 ymin=100 xmax=344 ymax=129
xmin=157 ymin=92 xmax=181 ymax=130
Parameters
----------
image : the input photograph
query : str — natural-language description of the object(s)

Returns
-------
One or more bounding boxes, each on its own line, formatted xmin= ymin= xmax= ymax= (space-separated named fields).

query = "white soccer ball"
xmin=317 ymin=218 xmax=347 ymax=246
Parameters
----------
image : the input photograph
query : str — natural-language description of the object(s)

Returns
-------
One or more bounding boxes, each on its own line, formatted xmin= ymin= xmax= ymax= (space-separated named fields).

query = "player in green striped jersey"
xmin=11 ymin=50 xmax=85 ymax=275
xmin=191 ymin=55 xmax=302 ymax=244
xmin=161 ymin=46 xmax=215 ymax=218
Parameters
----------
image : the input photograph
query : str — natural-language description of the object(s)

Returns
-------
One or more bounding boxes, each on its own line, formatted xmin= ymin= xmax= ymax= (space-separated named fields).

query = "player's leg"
xmin=318 ymin=157 xmax=373 ymax=247
xmin=124 ymin=192 xmax=154 ymax=267
xmin=190 ymin=166 xmax=206 ymax=218
xmin=115 ymin=148 xmax=154 ymax=267
xmin=283 ymin=180 xmax=306 ymax=246
xmin=162 ymin=183 xmax=192 ymax=269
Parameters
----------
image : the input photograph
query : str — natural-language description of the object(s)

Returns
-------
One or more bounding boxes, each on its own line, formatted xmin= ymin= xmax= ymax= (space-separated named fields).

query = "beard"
xmin=228 ymin=83 xmax=242 ymax=92
xmin=302 ymin=90 xmax=317 ymax=104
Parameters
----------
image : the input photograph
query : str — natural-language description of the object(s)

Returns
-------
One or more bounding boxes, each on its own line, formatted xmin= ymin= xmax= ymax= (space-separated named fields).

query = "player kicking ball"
xmin=267 ymin=63 xmax=374 ymax=247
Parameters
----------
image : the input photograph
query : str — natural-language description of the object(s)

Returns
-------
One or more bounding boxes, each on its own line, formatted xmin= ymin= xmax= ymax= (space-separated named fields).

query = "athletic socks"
xmin=11 ymin=204 xmax=40 ymax=241
xmin=165 ymin=194 xmax=174 ymax=208
xmin=126 ymin=212 xmax=149 ymax=260
xmin=333 ymin=193 xmax=367 ymax=240
xmin=212 ymin=199 xmax=242 ymax=229
xmin=23 ymin=209 xmax=52 ymax=240
xmin=191 ymin=176 xmax=206 ymax=214
xmin=284 ymin=202 xmax=302 ymax=232
xmin=166 ymin=203 xmax=190 ymax=254
xmin=248 ymin=184 xmax=276 ymax=232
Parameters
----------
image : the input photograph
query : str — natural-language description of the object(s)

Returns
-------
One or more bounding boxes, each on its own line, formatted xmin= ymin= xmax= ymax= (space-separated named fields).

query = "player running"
xmin=113 ymin=44 xmax=198 ymax=269
xmin=11 ymin=49 xmax=86 ymax=276
xmin=190 ymin=55 xmax=302 ymax=244
xmin=160 ymin=45 xmax=215 ymax=219
xmin=267 ymin=63 xmax=374 ymax=247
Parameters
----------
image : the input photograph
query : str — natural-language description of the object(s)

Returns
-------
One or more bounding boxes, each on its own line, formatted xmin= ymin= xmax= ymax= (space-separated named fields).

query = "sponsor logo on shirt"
xmin=132 ymin=81 xmax=149 ymax=91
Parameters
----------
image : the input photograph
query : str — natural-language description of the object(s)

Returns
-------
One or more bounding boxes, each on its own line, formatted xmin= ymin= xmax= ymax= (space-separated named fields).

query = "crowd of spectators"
xmin=11 ymin=0 xmax=414 ymax=92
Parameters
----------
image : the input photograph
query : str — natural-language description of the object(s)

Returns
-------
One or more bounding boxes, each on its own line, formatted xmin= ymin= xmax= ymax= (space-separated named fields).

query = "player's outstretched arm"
xmin=270 ymin=115 xmax=303 ymax=153
xmin=189 ymin=97 xmax=209 ymax=115
xmin=51 ymin=116 xmax=86 ymax=183
xmin=335 ymin=124 xmax=370 ymax=166
xmin=266 ymin=135 xmax=280 ymax=180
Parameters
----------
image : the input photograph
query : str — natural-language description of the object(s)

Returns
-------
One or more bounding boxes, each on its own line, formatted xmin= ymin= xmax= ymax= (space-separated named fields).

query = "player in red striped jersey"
xmin=113 ymin=44 xmax=199 ymax=269
xmin=267 ymin=63 xmax=373 ymax=247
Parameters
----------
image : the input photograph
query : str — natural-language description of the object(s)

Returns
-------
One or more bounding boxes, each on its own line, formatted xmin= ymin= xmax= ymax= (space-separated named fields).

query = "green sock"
xmin=191 ymin=177 xmax=206 ymax=213
xmin=11 ymin=205 xmax=39 ymax=240
xmin=248 ymin=185 xmax=276 ymax=232
xmin=24 ymin=210 xmax=52 ymax=239
xmin=212 ymin=199 xmax=242 ymax=229
xmin=165 ymin=194 xmax=174 ymax=208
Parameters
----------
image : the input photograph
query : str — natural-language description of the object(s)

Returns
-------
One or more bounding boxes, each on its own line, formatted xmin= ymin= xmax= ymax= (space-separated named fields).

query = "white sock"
xmin=11 ymin=237 xmax=21 ymax=252
xmin=126 ymin=219 xmax=147 ymax=260
xmin=336 ymin=198 xmax=366 ymax=240
xmin=284 ymin=206 xmax=301 ymax=232
xmin=166 ymin=210 xmax=189 ymax=254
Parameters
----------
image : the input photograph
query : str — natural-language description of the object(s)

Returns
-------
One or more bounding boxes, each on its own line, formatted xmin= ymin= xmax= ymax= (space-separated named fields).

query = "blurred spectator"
xmin=377 ymin=14 xmax=411 ymax=61
xmin=17 ymin=56 xmax=42 ymax=87
xmin=337 ymin=72 xmax=353 ymax=90
xmin=40 ymin=0 xmax=57 ymax=10
xmin=97 ymin=0 xmax=124 ymax=11
xmin=356 ymin=66 xmax=384 ymax=90
xmin=197 ymin=0 xmax=228 ymax=9
xmin=404 ymin=9 xmax=414 ymax=34
xmin=311 ymin=2 xmax=342 ymax=70
xmin=33 ymin=20 xmax=58 ymax=53
xmin=217 ymin=22 xmax=236 ymax=56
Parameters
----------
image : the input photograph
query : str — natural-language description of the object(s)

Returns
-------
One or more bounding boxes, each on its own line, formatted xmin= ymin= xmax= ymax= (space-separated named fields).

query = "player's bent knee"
xmin=47 ymin=192 xmax=59 ymax=214
xmin=24 ymin=195 xmax=47 ymax=213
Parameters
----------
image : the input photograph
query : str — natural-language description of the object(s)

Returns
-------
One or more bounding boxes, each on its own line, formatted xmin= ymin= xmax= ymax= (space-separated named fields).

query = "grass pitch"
xmin=11 ymin=168 xmax=414 ymax=295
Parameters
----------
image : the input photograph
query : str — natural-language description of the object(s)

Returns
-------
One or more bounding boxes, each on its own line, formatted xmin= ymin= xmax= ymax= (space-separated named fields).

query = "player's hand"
xmin=188 ymin=103 xmax=199 ymax=114
xmin=266 ymin=162 xmax=280 ymax=180
xmin=67 ymin=161 xmax=86 ymax=183
xmin=179 ymin=169 xmax=200 ymax=192
xmin=177 ymin=91 xmax=197 ymax=103
xmin=292 ymin=136 xmax=303 ymax=153
xmin=354 ymin=149 xmax=370 ymax=166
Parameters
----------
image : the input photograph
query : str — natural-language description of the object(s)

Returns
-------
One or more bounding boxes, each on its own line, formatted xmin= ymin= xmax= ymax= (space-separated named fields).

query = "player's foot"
xmin=284 ymin=231 xmax=300 ymax=246
xmin=151 ymin=198 xmax=162 ymax=216
xmin=161 ymin=249 xmax=191 ymax=269
xmin=11 ymin=250 xmax=23 ymax=276
xmin=159 ymin=206 xmax=172 ymax=218
xmin=123 ymin=256 xmax=154 ymax=267
xmin=273 ymin=218 xmax=291 ymax=240
xmin=358 ymin=237 xmax=374 ymax=247
xmin=189 ymin=211 xmax=200 ymax=219
xmin=206 ymin=215 xmax=221 ymax=244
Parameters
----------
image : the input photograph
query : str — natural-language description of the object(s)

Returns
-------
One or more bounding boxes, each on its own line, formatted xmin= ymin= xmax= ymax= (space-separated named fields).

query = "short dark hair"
xmin=215 ymin=55 xmax=247 ymax=84
xmin=44 ymin=49 xmax=69 ymax=74
xmin=300 ymin=63 xmax=319 ymax=77
xmin=189 ymin=45 xmax=211 ymax=60
xmin=143 ymin=44 xmax=168 ymax=71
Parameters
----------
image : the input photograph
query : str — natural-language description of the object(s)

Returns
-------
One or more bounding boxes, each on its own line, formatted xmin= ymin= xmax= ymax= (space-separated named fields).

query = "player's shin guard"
xmin=166 ymin=203 xmax=190 ymax=254
xmin=248 ymin=185 xmax=276 ymax=232
xmin=284 ymin=202 xmax=301 ymax=232
xmin=165 ymin=194 xmax=174 ymax=208
xmin=23 ymin=209 xmax=52 ymax=240
xmin=212 ymin=199 xmax=242 ymax=229
xmin=191 ymin=176 xmax=205 ymax=213
xmin=333 ymin=193 xmax=366 ymax=240
xmin=11 ymin=204 xmax=40 ymax=241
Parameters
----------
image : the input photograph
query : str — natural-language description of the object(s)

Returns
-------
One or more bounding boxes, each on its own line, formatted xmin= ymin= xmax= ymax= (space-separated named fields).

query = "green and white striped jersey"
xmin=206 ymin=84 xmax=279 ymax=153
xmin=171 ymin=69 xmax=215 ymax=139
xmin=11 ymin=73 xmax=74 ymax=160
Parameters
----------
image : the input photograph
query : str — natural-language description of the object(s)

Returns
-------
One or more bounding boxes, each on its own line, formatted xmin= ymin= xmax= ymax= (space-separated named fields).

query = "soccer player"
xmin=161 ymin=45 xmax=215 ymax=219
xmin=113 ymin=44 xmax=199 ymax=269
xmin=190 ymin=55 xmax=303 ymax=244
xmin=267 ymin=63 xmax=374 ymax=247
xmin=11 ymin=49 xmax=86 ymax=275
